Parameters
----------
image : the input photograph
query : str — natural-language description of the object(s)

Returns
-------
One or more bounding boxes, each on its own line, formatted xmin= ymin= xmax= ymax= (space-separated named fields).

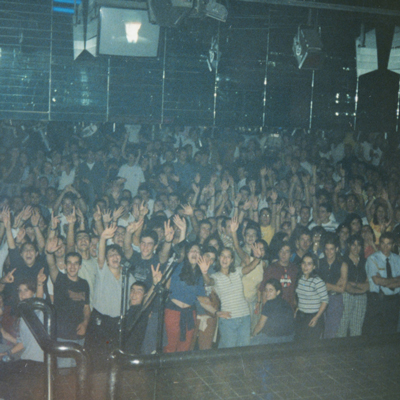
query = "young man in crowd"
xmin=45 ymin=239 xmax=90 ymax=368
xmin=364 ymin=232 xmax=400 ymax=336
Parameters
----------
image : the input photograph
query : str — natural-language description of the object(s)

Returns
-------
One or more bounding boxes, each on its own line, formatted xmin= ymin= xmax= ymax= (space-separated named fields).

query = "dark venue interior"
xmin=1 ymin=0 xmax=400 ymax=399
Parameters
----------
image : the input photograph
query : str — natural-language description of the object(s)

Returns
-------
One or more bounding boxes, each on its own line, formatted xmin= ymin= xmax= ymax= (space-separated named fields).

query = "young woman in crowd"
xmin=164 ymin=243 xmax=217 ymax=353
xmin=210 ymin=245 xmax=262 ymax=348
xmin=336 ymin=235 xmax=369 ymax=337
xmin=318 ymin=233 xmax=348 ymax=339
xmin=295 ymin=254 xmax=328 ymax=341
xmin=251 ymin=278 xmax=295 ymax=345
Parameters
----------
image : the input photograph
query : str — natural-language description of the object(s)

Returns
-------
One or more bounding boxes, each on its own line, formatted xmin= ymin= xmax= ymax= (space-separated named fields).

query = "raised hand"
xmin=197 ymin=256 xmax=211 ymax=275
xmin=112 ymin=206 xmax=124 ymax=221
xmin=243 ymin=200 xmax=252 ymax=211
xmin=66 ymin=206 xmax=77 ymax=225
xmin=37 ymin=268 xmax=47 ymax=285
xmin=46 ymin=236 xmax=62 ymax=254
xmin=126 ymin=218 xmax=144 ymax=235
xmin=20 ymin=206 xmax=33 ymax=223
xmin=101 ymin=223 xmax=118 ymax=240
xmin=251 ymin=243 xmax=262 ymax=259
xmin=181 ymin=203 xmax=194 ymax=216
xmin=249 ymin=180 xmax=256 ymax=195
xmin=51 ymin=212 xmax=61 ymax=230
xmin=151 ymin=263 xmax=163 ymax=285
xmin=1 ymin=268 xmax=16 ymax=284
xmin=173 ymin=214 xmax=187 ymax=232
xmin=192 ymin=183 xmax=200 ymax=195
xmin=16 ymin=227 xmax=26 ymax=244
xmin=139 ymin=201 xmax=149 ymax=218
xmin=260 ymin=167 xmax=267 ymax=178
xmin=102 ymin=209 xmax=112 ymax=225
xmin=194 ymin=173 xmax=201 ymax=185
xmin=164 ymin=219 xmax=175 ymax=243
xmin=251 ymin=196 xmax=259 ymax=211
xmin=75 ymin=207 xmax=85 ymax=222
xmin=1 ymin=207 xmax=11 ymax=229
xmin=288 ymin=202 xmax=296 ymax=216
xmin=230 ymin=216 xmax=239 ymax=233
xmin=30 ymin=209 xmax=41 ymax=227
xmin=234 ymin=193 xmax=242 ymax=207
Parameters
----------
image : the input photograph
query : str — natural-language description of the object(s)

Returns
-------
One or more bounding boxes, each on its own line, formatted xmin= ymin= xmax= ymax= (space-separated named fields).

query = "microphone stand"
xmin=120 ymin=253 xmax=178 ymax=353
xmin=118 ymin=259 xmax=132 ymax=349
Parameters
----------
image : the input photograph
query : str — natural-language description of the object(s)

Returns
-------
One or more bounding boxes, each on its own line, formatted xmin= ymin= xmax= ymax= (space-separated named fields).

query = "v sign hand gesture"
xmin=151 ymin=263 xmax=162 ymax=286
xmin=197 ymin=256 xmax=211 ymax=275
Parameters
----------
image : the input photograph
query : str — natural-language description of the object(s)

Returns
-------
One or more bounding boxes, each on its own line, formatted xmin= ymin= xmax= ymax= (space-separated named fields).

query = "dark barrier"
xmin=17 ymin=298 xmax=90 ymax=400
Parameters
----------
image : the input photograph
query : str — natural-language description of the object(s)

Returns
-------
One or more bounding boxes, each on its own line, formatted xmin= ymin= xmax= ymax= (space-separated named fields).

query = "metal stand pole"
xmin=309 ymin=69 xmax=315 ymax=131
xmin=119 ymin=260 xmax=132 ymax=349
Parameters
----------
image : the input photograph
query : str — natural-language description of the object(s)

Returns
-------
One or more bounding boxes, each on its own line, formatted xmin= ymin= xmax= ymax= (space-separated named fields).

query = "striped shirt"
xmin=211 ymin=267 xmax=250 ymax=319
xmin=296 ymin=275 xmax=329 ymax=314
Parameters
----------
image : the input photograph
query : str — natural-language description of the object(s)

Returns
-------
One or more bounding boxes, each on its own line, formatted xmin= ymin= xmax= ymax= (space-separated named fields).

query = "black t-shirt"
xmin=5 ymin=248 xmax=50 ymax=312
xmin=129 ymin=251 xmax=170 ymax=312
xmin=129 ymin=252 xmax=162 ymax=289
xmin=54 ymin=273 xmax=90 ymax=340
xmin=123 ymin=304 xmax=151 ymax=354
xmin=261 ymin=297 xmax=295 ymax=337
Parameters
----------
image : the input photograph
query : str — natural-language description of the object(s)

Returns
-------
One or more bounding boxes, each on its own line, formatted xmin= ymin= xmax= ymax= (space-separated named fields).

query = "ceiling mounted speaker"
xmin=293 ymin=27 xmax=325 ymax=70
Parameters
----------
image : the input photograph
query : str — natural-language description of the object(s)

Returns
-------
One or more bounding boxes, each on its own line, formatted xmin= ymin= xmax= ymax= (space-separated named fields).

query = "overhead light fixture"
xmin=204 ymin=0 xmax=227 ymax=22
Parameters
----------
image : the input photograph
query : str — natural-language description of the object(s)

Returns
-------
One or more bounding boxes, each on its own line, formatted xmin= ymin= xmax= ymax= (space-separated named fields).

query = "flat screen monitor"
xmin=99 ymin=7 xmax=160 ymax=57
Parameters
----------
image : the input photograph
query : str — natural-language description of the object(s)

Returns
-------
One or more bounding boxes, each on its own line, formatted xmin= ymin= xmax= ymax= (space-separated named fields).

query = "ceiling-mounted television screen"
xmin=99 ymin=7 xmax=160 ymax=57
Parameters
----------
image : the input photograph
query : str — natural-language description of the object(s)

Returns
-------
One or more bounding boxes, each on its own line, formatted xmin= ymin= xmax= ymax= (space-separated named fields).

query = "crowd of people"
xmin=0 ymin=121 xmax=399 ymax=377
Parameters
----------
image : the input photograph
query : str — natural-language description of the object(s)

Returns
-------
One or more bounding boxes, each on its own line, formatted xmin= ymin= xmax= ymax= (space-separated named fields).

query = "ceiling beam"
xmin=238 ymin=0 xmax=400 ymax=17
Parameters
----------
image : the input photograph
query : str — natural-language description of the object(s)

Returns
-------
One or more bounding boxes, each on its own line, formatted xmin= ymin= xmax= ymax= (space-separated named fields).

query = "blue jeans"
xmin=250 ymin=333 xmax=294 ymax=346
xmin=218 ymin=315 xmax=251 ymax=348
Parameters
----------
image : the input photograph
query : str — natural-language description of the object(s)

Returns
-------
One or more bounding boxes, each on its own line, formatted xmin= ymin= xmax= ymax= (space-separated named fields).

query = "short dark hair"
xmin=322 ymin=232 xmax=339 ymax=249
xmin=263 ymin=278 xmax=282 ymax=295
xmin=130 ymin=281 xmax=148 ymax=293
xmin=65 ymin=251 xmax=82 ymax=265
xmin=20 ymin=242 xmax=38 ymax=254
xmin=319 ymin=202 xmax=332 ymax=214
xmin=140 ymin=230 xmax=159 ymax=246
xmin=105 ymin=244 xmax=123 ymax=258
xmin=18 ymin=278 xmax=37 ymax=295
xmin=380 ymin=232 xmax=395 ymax=243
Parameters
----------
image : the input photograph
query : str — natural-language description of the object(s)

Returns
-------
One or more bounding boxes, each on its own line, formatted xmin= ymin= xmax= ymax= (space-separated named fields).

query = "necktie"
xmin=386 ymin=258 xmax=393 ymax=279
xmin=386 ymin=258 xmax=394 ymax=291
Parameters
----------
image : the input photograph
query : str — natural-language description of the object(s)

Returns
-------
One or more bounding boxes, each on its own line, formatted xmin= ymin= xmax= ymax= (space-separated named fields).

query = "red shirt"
xmin=260 ymin=262 xmax=299 ymax=310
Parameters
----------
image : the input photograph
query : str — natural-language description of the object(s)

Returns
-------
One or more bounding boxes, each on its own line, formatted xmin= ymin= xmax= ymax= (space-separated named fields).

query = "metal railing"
xmin=18 ymin=298 xmax=90 ymax=400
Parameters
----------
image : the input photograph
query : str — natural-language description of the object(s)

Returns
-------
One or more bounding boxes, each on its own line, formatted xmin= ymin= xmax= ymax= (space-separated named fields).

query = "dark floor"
xmin=3 ymin=336 xmax=400 ymax=400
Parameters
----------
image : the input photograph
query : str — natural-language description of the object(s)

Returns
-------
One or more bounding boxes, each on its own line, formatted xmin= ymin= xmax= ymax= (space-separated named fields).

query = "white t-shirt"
xmin=118 ymin=164 xmax=145 ymax=197
xmin=58 ymin=169 xmax=76 ymax=191
xmin=211 ymin=267 xmax=250 ymax=319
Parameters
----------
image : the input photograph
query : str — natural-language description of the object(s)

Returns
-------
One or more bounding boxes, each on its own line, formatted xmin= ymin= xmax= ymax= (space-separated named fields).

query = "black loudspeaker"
xmin=293 ymin=28 xmax=325 ymax=70
xmin=147 ymin=0 xmax=194 ymax=27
